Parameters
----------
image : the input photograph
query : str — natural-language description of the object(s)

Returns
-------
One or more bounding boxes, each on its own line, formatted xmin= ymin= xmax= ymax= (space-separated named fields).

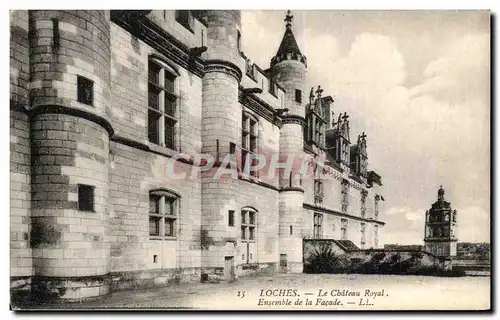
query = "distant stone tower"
xmin=271 ymin=10 xmax=307 ymax=273
xmin=28 ymin=10 xmax=112 ymax=300
xmin=424 ymin=186 xmax=458 ymax=257
xmin=198 ymin=10 xmax=244 ymax=279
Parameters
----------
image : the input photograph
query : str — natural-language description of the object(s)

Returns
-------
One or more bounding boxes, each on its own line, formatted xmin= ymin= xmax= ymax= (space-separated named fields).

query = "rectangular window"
xmin=314 ymin=178 xmax=323 ymax=204
xmin=314 ymin=119 xmax=322 ymax=145
xmin=228 ymin=210 xmax=235 ymax=227
xmin=77 ymin=184 xmax=94 ymax=212
xmin=149 ymin=216 xmax=161 ymax=236
xmin=374 ymin=225 xmax=379 ymax=247
xmin=313 ymin=213 xmax=323 ymax=238
xmin=148 ymin=59 xmax=178 ymax=149
xmin=149 ymin=192 xmax=178 ymax=239
xmin=77 ymin=76 xmax=94 ymax=106
xmin=341 ymin=180 xmax=349 ymax=213
xmin=341 ymin=218 xmax=348 ymax=240
xmin=52 ymin=18 xmax=60 ymax=47
xmin=361 ymin=191 xmax=367 ymax=218
xmin=241 ymin=114 xmax=258 ymax=177
xmin=269 ymin=80 xmax=276 ymax=96
xmin=295 ymin=89 xmax=302 ymax=103
xmin=249 ymin=227 xmax=255 ymax=240
xmin=374 ymin=195 xmax=380 ymax=219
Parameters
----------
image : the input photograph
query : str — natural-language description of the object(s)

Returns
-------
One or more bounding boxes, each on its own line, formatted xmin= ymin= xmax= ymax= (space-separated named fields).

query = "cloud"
xmin=240 ymin=12 xmax=490 ymax=245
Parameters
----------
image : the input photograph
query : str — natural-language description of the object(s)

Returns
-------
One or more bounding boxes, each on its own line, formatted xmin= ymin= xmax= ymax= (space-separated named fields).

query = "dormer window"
xmin=175 ymin=10 xmax=194 ymax=33
xmin=269 ymin=79 xmax=277 ymax=97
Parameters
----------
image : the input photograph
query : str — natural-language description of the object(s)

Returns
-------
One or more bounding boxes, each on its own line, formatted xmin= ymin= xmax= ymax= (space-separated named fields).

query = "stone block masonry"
xmin=10 ymin=9 xmax=386 ymax=306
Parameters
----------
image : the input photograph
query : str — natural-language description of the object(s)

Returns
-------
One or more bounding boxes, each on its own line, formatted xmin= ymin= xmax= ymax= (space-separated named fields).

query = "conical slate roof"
xmin=270 ymin=10 xmax=307 ymax=67
xmin=275 ymin=27 xmax=302 ymax=57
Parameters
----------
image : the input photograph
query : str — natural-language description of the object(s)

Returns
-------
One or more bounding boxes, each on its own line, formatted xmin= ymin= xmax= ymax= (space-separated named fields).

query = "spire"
xmin=270 ymin=10 xmax=307 ymax=67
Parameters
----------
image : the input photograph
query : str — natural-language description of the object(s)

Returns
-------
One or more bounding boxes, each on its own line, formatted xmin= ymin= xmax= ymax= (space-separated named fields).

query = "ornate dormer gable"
xmin=325 ymin=109 xmax=351 ymax=166
xmin=305 ymin=85 xmax=329 ymax=149
xmin=350 ymin=132 xmax=368 ymax=177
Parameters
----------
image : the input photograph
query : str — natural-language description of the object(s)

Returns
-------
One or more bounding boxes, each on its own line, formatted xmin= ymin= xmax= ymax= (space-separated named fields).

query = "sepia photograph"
xmin=8 ymin=6 xmax=491 ymax=311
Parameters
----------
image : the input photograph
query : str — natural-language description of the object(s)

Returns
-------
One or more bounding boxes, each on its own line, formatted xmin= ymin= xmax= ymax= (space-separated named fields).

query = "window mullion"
xmin=159 ymin=196 xmax=166 ymax=239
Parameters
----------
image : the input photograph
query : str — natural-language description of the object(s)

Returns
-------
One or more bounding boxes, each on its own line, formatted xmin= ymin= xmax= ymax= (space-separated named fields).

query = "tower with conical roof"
xmin=272 ymin=10 xmax=307 ymax=273
xmin=424 ymin=186 xmax=458 ymax=257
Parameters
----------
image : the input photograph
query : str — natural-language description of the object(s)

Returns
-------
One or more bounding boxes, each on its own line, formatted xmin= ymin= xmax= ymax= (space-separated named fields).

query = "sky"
xmin=240 ymin=10 xmax=490 ymax=245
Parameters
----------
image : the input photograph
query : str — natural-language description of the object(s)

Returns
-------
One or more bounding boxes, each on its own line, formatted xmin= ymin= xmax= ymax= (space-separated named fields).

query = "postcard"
xmin=9 ymin=9 xmax=491 ymax=311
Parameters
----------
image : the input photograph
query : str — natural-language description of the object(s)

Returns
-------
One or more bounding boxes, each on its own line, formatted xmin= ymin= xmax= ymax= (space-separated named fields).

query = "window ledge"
xmin=147 ymin=141 xmax=179 ymax=157
xmin=78 ymin=209 xmax=95 ymax=213
xmin=149 ymin=236 xmax=177 ymax=241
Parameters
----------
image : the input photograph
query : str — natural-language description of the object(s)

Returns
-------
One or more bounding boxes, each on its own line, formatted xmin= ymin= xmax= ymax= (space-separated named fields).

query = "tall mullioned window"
xmin=341 ymin=180 xmax=349 ymax=213
xmin=149 ymin=190 xmax=179 ymax=239
xmin=241 ymin=208 xmax=257 ymax=264
xmin=313 ymin=213 xmax=323 ymax=238
xmin=148 ymin=58 xmax=178 ymax=149
xmin=360 ymin=223 xmax=366 ymax=249
xmin=374 ymin=225 xmax=379 ymax=247
xmin=360 ymin=191 xmax=367 ymax=218
xmin=341 ymin=218 xmax=348 ymax=240
xmin=241 ymin=113 xmax=258 ymax=177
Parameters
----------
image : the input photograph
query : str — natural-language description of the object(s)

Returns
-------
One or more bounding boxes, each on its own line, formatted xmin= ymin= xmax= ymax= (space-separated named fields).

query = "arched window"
xmin=149 ymin=189 xmax=180 ymax=239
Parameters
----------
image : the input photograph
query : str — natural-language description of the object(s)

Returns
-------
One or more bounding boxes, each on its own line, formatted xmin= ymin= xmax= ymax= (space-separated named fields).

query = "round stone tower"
xmin=28 ymin=10 xmax=112 ymax=301
xmin=272 ymin=10 xmax=307 ymax=273
xmin=198 ymin=10 xmax=244 ymax=281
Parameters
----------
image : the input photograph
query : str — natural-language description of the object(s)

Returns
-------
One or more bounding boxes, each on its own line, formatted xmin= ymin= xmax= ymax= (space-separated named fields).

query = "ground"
xmin=17 ymin=274 xmax=490 ymax=311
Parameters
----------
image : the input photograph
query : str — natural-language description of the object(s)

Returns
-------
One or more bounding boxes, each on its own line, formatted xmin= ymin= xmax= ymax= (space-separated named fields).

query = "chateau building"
xmin=424 ymin=186 xmax=458 ymax=257
xmin=10 ymin=10 xmax=385 ymax=301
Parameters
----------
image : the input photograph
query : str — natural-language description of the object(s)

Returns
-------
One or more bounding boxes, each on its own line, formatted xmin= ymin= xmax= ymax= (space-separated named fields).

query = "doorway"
xmin=280 ymin=254 xmax=287 ymax=273
xmin=224 ymin=256 xmax=235 ymax=281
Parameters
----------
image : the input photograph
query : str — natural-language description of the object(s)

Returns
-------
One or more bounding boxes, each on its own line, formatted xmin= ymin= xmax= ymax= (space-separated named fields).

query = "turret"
xmin=198 ymin=10 xmax=244 ymax=281
xmin=270 ymin=10 xmax=307 ymax=118
xmin=274 ymin=11 xmax=307 ymax=274
xmin=28 ymin=10 xmax=112 ymax=301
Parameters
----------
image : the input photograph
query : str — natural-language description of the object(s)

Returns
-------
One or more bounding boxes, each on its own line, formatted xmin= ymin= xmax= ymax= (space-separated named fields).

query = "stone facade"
xmin=10 ymin=10 xmax=386 ymax=303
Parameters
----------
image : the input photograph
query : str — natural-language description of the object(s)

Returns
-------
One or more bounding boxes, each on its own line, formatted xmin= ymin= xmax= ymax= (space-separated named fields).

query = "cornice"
xmin=282 ymin=115 xmax=306 ymax=127
xmin=110 ymin=10 xmax=205 ymax=78
xmin=238 ymin=90 xmax=282 ymax=128
xmin=204 ymin=59 xmax=242 ymax=82
xmin=303 ymin=202 xmax=386 ymax=225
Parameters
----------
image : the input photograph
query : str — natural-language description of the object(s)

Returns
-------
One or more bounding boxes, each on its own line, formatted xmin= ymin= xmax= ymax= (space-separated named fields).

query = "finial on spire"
xmin=285 ymin=10 xmax=294 ymax=28
xmin=438 ymin=185 xmax=445 ymax=200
